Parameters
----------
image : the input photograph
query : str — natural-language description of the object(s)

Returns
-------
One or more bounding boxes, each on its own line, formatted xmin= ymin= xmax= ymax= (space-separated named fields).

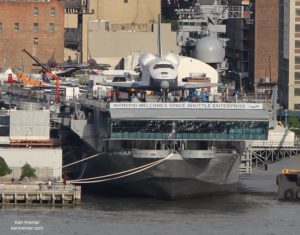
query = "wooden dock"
xmin=0 ymin=183 xmax=81 ymax=205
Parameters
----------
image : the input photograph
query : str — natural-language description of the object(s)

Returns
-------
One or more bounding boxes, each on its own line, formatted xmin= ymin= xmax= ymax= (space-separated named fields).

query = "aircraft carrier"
xmin=67 ymin=98 xmax=270 ymax=199
xmin=0 ymin=1 xmax=273 ymax=199
xmin=0 ymin=53 xmax=272 ymax=199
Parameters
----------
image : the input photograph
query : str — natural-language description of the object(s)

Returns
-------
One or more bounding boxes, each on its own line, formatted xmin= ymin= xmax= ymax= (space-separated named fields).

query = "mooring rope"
xmin=70 ymin=152 xmax=174 ymax=182
xmin=68 ymin=152 xmax=174 ymax=184
xmin=62 ymin=152 xmax=105 ymax=169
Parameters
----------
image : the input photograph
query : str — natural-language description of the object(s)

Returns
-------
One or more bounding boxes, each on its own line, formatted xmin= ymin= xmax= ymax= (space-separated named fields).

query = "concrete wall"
xmin=88 ymin=23 xmax=179 ymax=65
xmin=65 ymin=0 xmax=160 ymax=31
xmin=90 ymin=0 xmax=160 ymax=31
xmin=9 ymin=110 xmax=50 ymax=141
xmin=0 ymin=148 xmax=62 ymax=180
xmin=0 ymin=0 xmax=65 ymax=73
xmin=64 ymin=14 xmax=78 ymax=28
xmin=77 ymin=0 xmax=161 ymax=62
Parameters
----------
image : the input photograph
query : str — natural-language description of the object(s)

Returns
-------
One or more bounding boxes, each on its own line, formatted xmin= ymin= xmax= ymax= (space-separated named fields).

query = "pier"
xmin=240 ymin=143 xmax=300 ymax=174
xmin=0 ymin=183 xmax=81 ymax=205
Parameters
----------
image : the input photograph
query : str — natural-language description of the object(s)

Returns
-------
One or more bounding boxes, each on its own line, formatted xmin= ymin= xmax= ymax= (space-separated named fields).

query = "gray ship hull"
xmin=77 ymin=150 xmax=241 ymax=199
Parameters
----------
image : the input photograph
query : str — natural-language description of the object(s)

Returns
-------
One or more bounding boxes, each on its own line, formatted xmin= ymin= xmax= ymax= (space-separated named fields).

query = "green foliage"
xmin=170 ymin=20 xmax=179 ymax=32
xmin=161 ymin=15 xmax=179 ymax=31
xmin=288 ymin=112 xmax=300 ymax=129
xmin=291 ymin=129 xmax=300 ymax=136
xmin=0 ymin=156 xmax=12 ymax=177
xmin=20 ymin=163 xmax=37 ymax=180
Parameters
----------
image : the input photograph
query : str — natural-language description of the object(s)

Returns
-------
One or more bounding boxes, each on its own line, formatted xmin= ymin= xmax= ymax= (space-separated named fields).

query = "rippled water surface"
xmin=1 ymin=157 xmax=300 ymax=235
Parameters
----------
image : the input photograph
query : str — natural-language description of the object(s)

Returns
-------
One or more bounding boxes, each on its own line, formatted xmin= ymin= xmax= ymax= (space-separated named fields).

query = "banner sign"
xmin=110 ymin=102 xmax=264 ymax=110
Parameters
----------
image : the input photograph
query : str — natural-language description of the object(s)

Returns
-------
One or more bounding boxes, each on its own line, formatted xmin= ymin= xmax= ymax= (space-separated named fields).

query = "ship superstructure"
xmin=176 ymin=0 xmax=252 ymax=77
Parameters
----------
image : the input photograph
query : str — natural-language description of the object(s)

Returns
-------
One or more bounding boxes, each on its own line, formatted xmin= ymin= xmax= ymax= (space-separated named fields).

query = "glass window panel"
xmin=33 ymin=23 xmax=38 ymax=32
xmin=50 ymin=8 xmax=56 ymax=16
xmin=14 ymin=22 xmax=19 ymax=31
xmin=294 ymin=104 xmax=300 ymax=110
xmin=49 ymin=23 xmax=54 ymax=32
xmin=111 ymin=120 xmax=269 ymax=140
xmin=34 ymin=7 xmax=39 ymax=16
xmin=295 ymin=88 xmax=300 ymax=96
xmin=33 ymin=37 xmax=38 ymax=46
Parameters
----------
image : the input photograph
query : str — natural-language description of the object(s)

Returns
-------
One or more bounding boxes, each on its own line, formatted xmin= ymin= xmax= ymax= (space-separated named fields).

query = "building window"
xmin=296 ymin=56 xmax=300 ymax=64
xmin=0 ymin=23 xmax=2 ymax=32
xmin=294 ymin=104 xmax=300 ymax=110
xmin=295 ymin=72 xmax=300 ymax=80
xmin=296 ymin=40 xmax=300 ymax=48
xmin=124 ymin=0 xmax=128 ymax=3
xmin=296 ymin=24 xmax=300 ymax=32
xmin=49 ymin=23 xmax=54 ymax=32
xmin=296 ymin=9 xmax=300 ymax=16
xmin=295 ymin=88 xmax=300 ymax=96
xmin=33 ymin=23 xmax=38 ymax=32
xmin=50 ymin=7 xmax=56 ymax=16
xmin=14 ymin=22 xmax=19 ymax=31
xmin=105 ymin=22 xmax=110 ymax=31
xmin=33 ymin=37 xmax=38 ymax=46
xmin=34 ymin=7 xmax=39 ymax=16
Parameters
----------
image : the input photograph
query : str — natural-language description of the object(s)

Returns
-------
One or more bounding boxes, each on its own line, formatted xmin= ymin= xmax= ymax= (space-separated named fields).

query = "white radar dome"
xmin=139 ymin=52 xmax=157 ymax=67
xmin=163 ymin=52 xmax=180 ymax=66
xmin=193 ymin=37 xmax=225 ymax=63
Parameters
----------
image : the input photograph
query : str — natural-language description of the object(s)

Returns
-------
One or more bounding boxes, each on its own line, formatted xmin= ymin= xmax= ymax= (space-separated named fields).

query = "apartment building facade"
xmin=227 ymin=0 xmax=279 ymax=92
xmin=0 ymin=0 xmax=64 ymax=73
xmin=278 ymin=0 xmax=300 ymax=110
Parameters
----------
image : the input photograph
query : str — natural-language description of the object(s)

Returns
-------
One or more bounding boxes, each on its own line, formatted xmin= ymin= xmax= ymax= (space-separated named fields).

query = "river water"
xmin=1 ymin=156 xmax=300 ymax=235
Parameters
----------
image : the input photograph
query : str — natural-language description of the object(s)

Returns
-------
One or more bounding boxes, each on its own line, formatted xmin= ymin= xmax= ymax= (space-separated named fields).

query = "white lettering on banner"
xmin=109 ymin=103 xmax=264 ymax=110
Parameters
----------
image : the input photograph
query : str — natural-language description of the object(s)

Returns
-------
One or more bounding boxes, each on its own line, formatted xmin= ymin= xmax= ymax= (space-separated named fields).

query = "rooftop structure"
xmin=64 ymin=0 xmax=163 ymax=63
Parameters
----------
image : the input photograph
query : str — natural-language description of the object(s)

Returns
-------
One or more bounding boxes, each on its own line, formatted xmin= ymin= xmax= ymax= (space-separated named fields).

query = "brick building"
xmin=227 ymin=0 xmax=279 ymax=92
xmin=0 ymin=0 xmax=64 ymax=73
xmin=249 ymin=0 xmax=279 ymax=86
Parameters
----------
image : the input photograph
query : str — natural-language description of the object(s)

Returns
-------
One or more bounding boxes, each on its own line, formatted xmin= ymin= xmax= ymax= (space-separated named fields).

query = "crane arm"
xmin=22 ymin=49 xmax=60 ymax=103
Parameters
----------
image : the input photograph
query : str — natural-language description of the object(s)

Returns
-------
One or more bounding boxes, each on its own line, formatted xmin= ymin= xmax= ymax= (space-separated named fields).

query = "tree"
xmin=0 ymin=156 xmax=12 ymax=178
xmin=20 ymin=163 xmax=37 ymax=180
xmin=288 ymin=112 xmax=300 ymax=129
